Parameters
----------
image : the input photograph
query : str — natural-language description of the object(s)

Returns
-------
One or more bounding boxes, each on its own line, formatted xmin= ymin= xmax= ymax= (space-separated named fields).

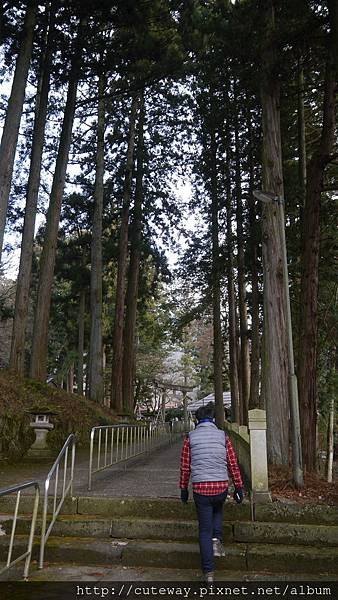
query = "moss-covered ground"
xmin=0 ymin=370 xmax=119 ymax=462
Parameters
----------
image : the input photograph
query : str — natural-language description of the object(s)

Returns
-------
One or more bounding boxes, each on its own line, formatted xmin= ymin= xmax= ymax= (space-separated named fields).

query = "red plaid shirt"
xmin=179 ymin=433 xmax=243 ymax=495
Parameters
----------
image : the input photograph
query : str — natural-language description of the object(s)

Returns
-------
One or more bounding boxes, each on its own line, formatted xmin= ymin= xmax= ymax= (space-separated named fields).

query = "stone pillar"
xmin=248 ymin=409 xmax=271 ymax=503
xmin=161 ymin=390 xmax=166 ymax=423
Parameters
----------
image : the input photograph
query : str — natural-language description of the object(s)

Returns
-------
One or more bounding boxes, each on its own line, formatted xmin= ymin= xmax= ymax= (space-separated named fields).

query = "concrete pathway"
xmin=0 ymin=440 xmax=185 ymax=498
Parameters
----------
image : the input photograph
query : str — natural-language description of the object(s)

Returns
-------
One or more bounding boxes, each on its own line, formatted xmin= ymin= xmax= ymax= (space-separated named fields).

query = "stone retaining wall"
xmin=225 ymin=422 xmax=251 ymax=488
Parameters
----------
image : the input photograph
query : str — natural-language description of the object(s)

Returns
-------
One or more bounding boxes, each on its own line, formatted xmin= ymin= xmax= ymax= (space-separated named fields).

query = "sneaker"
xmin=204 ymin=571 xmax=214 ymax=583
xmin=213 ymin=537 xmax=225 ymax=557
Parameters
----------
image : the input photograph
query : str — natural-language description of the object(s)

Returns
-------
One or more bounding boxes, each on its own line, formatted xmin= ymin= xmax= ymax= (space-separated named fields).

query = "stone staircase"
xmin=1 ymin=495 xmax=338 ymax=579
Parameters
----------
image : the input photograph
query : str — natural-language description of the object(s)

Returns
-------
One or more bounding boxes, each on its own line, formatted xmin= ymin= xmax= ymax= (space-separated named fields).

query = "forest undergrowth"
xmin=269 ymin=465 xmax=338 ymax=506
xmin=0 ymin=370 xmax=117 ymax=461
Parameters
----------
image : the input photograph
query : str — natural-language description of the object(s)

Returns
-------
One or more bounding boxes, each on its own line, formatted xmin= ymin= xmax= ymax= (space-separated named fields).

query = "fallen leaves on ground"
xmin=269 ymin=464 xmax=338 ymax=506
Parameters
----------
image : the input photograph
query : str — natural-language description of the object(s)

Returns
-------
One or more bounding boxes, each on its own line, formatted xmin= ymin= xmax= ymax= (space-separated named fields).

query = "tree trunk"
xmin=247 ymin=105 xmax=261 ymax=409
xmin=77 ymin=290 xmax=85 ymax=395
xmin=298 ymin=0 xmax=337 ymax=472
xmin=88 ymin=72 xmax=106 ymax=403
xmin=327 ymin=394 xmax=334 ymax=483
xmin=10 ymin=2 xmax=56 ymax=374
xmin=111 ymin=96 xmax=139 ymax=412
xmin=30 ymin=19 xmax=85 ymax=381
xmin=134 ymin=378 xmax=142 ymax=408
xmin=122 ymin=94 xmax=145 ymax=415
xmin=161 ymin=390 xmax=166 ymax=423
xmin=261 ymin=1 xmax=289 ymax=464
xmin=297 ymin=59 xmax=307 ymax=217
xmin=224 ymin=98 xmax=240 ymax=423
xmin=67 ymin=362 xmax=74 ymax=394
xmin=210 ymin=127 xmax=224 ymax=429
xmin=234 ymin=103 xmax=250 ymax=424
xmin=0 ymin=0 xmax=37 ymax=264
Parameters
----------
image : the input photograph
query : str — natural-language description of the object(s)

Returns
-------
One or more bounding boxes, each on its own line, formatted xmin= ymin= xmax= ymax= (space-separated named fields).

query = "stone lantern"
xmin=25 ymin=409 xmax=58 ymax=461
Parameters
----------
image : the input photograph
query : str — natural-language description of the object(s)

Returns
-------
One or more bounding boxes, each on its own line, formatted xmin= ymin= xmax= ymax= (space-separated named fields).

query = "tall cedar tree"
xmin=111 ymin=95 xmax=139 ymax=412
xmin=298 ymin=0 xmax=338 ymax=471
xmin=30 ymin=17 xmax=86 ymax=380
xmin=77 ymin=289 xmax=85 ymax=395
xmin=10 ymin=1 xmax=56 ymax=374
xmin=209 ymin=120 xmax=224 ymax=429
xmin=260 ymin=0 xmax=289 ymax=464
xmin=234 ymin=97 xmax=251 ymax=424
xmin=0 ymin=0 xmax=37 ymax=265
xmin=224 ymin=91 xmax=240 ymax=422
xmin=122 ymin=93 xmax=145 ymax=414
xmin=247 ymin=103 xmax=261 ymax=409
xmin=87 ymin=72 xmax=106 ymax=403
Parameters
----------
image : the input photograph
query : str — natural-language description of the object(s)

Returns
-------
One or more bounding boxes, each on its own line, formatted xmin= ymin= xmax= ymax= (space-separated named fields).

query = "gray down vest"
xmin=189 ymin=422 xmax=228 ymax=483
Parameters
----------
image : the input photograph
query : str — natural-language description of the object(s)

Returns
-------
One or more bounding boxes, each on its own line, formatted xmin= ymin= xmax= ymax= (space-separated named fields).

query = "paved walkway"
xmin=0 ymin=440 xmax=184 ymax=498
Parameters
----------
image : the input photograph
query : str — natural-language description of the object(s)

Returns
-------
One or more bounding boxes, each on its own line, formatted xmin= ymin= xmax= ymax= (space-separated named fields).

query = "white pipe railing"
xmin=88 ymin=422 xmax=173 ymax=491
xmin=0 ymin=481 xmax=40 ymax=580
xmin=39 ymin=434 xmax=76 ymax=569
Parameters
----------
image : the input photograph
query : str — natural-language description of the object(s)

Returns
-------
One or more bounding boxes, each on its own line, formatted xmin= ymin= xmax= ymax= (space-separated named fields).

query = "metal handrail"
xmin=88 ymin=422 xmax=172 ymax=491
xmin=0 ymin=481 xmax=40 ymax=580
xmin=39 ymin=433 xmax=76 ymax=569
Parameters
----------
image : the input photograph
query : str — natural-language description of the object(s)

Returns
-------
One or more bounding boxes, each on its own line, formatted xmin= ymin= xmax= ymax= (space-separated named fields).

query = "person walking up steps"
xmin=179 ymin=402 xmax=244 ymax=583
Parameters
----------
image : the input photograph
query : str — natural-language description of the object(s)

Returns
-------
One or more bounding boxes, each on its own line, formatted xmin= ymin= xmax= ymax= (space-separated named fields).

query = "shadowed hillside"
xmin=0 ymin=370 xmax=118 ymax=462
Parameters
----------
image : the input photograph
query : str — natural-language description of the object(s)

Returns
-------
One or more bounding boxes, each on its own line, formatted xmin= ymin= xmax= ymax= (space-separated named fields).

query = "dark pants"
xmin=193 ymin=491 xmax=228 ymax=573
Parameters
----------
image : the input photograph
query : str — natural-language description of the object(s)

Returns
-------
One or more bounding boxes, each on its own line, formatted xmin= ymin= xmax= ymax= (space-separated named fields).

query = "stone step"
xmin=254 ymin=502 xmax=338 ymax=525
xmin=0 ymin=495 xmax=77 ymax=516
xmin=77 ymin=496 xmax=252 ymax=521
xmin=0 ymin=494 xmax=337 ymax=524
xmin=0 ymin=535 xmax=122 ymax=565
xmin=246 ymin=543 xmax=338 ymax=575
xmin=122 ymin=540 xmax=338 ymax=574
xmin=0 ymin=515 xmax=112 ymax=539
xmin=2 ymin=514 xmax=338 ymax=547
xmin=0 ymin=494 xmax=250 ymax=520
xmin=0 ymin=535 xmax=337 ymax=574
xmin=2 ymin=562 xmax=335 ymax=583
xmin=233 ymin=521 xmax=338 ymax=547
xmin=1 ymin=515 xmax=202 ymax=541
xmin=123 ymin=540 xmax=247 ymax=571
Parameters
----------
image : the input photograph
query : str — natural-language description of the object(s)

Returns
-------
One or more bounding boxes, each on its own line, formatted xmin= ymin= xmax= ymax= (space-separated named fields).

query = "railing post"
xmin=248 ymin=409 xmax=271 ymax=504
xmin=23 ymin=484 xmax=39 ymax=580
xmin=70 ymin=440 xmax=76 ymax=497
xmin=39 ymin=480 xmax=49 ymax=569
xmin=40 ymin=434 xmax=76 ymax=569
xmin=7 ymin=491 xmax=20 ymax=567
xmin=88 ymin=429 xmax=95 ymax=491
xmin=0 ymin=481 xmax=40 ymax=580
